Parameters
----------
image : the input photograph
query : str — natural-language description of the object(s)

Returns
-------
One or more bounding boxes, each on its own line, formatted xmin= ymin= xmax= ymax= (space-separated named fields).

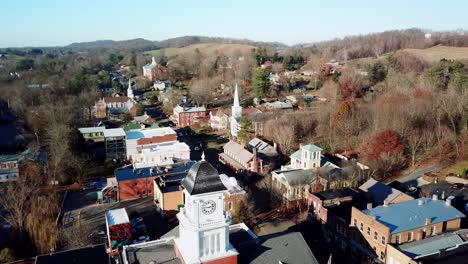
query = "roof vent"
xmin=432 ymin=194 xmax=438 ymax=201
xmin=383 ymin=200 xmax=389 ymax=207
xmin=418 ymin=199 xmax=425 ymax=206
xmin=425 ymin=218 xmax=432 ymax=225
xmin=367 ymin=203 xmax=373 ymax=210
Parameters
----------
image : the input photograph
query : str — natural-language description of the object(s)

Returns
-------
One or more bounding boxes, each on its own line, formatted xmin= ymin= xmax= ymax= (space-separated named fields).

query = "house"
xmin=219 ymin=140 xmax=263 ymax=174
xmin=386 ymin=229 xmax=468 ymax=264
xmin=105 ymin=208 xmax=132 ymax=255
xmin=220 ymin=173 xmax=247 ymax=214
xmin=120 ymin=160 xmax=319 ymax=264
xmin=153 ymin=80 xmax=172 ymax=91
xmin=248 ymin=137 xmax=279 ymax=161
xmin=350 ymin=197 xmax=465 ymax=262
xmin=209 ymin=109 xmax=229 ymax=130
xmin=269 ymin=72 xmax=280 ymax=85
xmin=286 ymin=94 xmax=316 ymax=105
xmin=273 ymin=144 xmax=368 ymax=203
xmin=78 ymin=126 xmax=106 ymax=142
xmin=359 ymin=178 xmax=414 ymax=205
xmin=125 ymin=127 xmax=190 ymax=167
xmin=172 ymin=104 xmax=207 ymax=127
xmin=92 ymin=94 xmax=135 ymax=119
xmin=142 ymin=57 xmax=157 ymax=80
xmin=263 ymin=101 xmax=293 ymax=110
xmin=103 ymin=128 xmax=127 ymax=160
xmin=0 ymin=154 xmax=22 ymax=182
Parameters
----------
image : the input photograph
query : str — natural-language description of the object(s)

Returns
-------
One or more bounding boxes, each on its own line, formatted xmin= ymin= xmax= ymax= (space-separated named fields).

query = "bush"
xmin=16 ymin=59 xmax=34 ymax=71
xmin=0 ymin=248 xmax=15 ymax=263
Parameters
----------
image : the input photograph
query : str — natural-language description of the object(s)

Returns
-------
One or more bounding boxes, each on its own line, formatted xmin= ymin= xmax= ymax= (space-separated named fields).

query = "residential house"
xmin=78 ymin=126 xmax=106 ymax=142
xmin=220 ymin=173 xmax=247 ymax=214
xmin=172 ymin=104 xmax=207 ymax=127
xmin=0 ymin=154 xmax=21 ymax=182
xmin=350 ymin=197 xmax=465 ymax=262
xmin=219 ymin=140 xmax=263 ymax=174
xmin=263 ymin=101 xmax=293 ymax=110
xmin=359 ymin=178 xmax=414 ymax=205
xmin=153 ymin=80 xmax=172 ymax=91
xmin=209 ymin=108 xmax=229 ymax=130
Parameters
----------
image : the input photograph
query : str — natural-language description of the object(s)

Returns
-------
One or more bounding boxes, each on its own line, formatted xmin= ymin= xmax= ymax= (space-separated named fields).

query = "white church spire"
xmin=127 ymin=80 xmax=134 ymax=99
xmin=233 ymin=83 xmax=240 ymax=107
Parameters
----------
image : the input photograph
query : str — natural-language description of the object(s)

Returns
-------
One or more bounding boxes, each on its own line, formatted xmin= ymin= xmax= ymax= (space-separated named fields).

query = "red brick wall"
xmin=137 ymin=134 xmax=177 ymax=145
xmin=178 ymin=111 xmax=207 ymax=127
xmin=308 ymin=194 xmax=328 ymax=224
xmin=118 ymin=177 xmax=155 ymax=201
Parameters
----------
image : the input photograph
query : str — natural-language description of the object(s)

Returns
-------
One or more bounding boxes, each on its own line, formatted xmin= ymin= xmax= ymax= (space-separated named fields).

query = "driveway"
xmin=398 ymin=163 xmax=447 ymax=183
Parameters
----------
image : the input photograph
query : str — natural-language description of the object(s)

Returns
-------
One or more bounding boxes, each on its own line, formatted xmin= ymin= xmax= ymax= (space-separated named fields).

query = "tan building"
xmin=350 ymin=197 xmax=465 ymax=262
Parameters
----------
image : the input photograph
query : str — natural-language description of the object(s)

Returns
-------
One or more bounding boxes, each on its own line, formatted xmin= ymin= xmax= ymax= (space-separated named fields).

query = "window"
xmin=133 ymin=182 xmax=138 ymax=186
xmin=353 ymin=219 xmax=357 ymax=227
xmin=381 ymin=236 xmax=386 ymax=245
xmin=360 ymin=223 xmax=363 ymax=231
xmin=374 ymin=231 xmax=378 ymax=240
xmin=431 ymin=226 xmax=436 ymax=236
xmin=367 ymin=227 xmax=370 ymax=235
xmin=395 ymin=234 xmax=401 ymax=244
xmin=408 ymin=232 xmax=413 ymax=241
xmin=380 ymin=251 xmax=385 ymax=260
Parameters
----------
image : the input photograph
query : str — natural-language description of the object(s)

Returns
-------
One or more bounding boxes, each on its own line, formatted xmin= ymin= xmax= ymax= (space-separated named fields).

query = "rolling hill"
xmin=144 ymin=43 xmax=257 ymax=58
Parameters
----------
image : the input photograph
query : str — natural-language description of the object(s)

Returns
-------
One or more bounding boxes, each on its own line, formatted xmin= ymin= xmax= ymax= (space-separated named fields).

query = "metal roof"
xmin=363 ymin=198 xmax=466 ymax=234
xmin=181 ymin=161 xmax=226 ymax=195
xmin=35 ymin=244 xmax=109 ymax=264
xmin=397 ymin=232 xmax=465 ymax=259
xmin=223 ymin=140 xmax=253 ymax=164
xmin=78 ymin=126 xmax=106 ymax=134
xmin=106 ymin=208 xmax=129 ymax=226
xmin=302 ymin=144 xmax=322 ymax=152
xmin=103 ymin=128 xmax=126 ymax=138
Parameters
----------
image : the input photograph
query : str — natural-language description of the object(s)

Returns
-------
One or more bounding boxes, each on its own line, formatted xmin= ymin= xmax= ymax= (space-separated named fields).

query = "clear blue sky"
xmin=1 ymin=0 xmax=467 ymax=47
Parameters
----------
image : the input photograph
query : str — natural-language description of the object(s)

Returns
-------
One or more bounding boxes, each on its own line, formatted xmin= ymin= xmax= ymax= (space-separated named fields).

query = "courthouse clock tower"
xmin=174 ymin=161 xmax=238 ymax=264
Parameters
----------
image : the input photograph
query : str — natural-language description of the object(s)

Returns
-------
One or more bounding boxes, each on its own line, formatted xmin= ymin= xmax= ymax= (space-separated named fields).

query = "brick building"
xmin=219 ymin=140 xmax=263 ymax=174
xmin=350 ymin=197 xmax=465 ymax=262
xmin=172 ymin=105 xmax=207 ymax=127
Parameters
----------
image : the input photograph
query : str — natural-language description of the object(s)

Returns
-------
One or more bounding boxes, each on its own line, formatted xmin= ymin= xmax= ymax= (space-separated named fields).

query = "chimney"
xmin=446 ymin=197 xmax=453 ymax=206
xmin=299 ymin=143 xmax=303 ymax=149
xmin=432 ymin=194 xmax=438 ymax=201
xmin=273 ymin=142 xmax=278 ymax=150
xmin=383 ymin=200 xmax=389 ymax=207
xmin=367 ymin=203 xmax=372 ymax=210
xmin=418 ymin=199 xmax=425 ymax=206
xmin=425 ymin=218 xmax=432 ymax=225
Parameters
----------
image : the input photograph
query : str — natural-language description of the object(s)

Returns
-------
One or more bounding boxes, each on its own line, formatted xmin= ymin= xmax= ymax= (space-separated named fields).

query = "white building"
xmin=142 ymin=56 xmax=157 ymax=80
xmin=153 ymin=80 xmax=172 ymax=91
xmin=125 ymin=127 xmax=190 ymax=167
xmin=230 ymin=84 xmax=242 ymax=137
xmin=127 ymin=80 xmax=134 ymax=99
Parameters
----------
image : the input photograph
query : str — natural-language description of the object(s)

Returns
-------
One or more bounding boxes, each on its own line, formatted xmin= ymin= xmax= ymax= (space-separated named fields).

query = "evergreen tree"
xmin=253 ymin=68 xmax=270 ymax=97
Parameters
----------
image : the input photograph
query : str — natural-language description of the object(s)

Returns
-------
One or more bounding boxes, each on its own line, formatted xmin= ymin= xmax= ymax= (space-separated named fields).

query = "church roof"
xmin=181 ymin=161 xmax=226 ymax=195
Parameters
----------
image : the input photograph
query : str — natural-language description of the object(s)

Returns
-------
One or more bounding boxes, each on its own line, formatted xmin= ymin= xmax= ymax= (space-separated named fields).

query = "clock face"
xmin=201 ymin=200 xmax=216 ymax=215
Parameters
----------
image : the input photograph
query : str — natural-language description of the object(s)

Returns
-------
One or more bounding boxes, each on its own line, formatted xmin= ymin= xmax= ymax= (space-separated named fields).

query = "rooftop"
xmin=103 ymin=128 xmax=126 ymax=138
xmin=174 ymin=104 xmax=206 ymax=113
xmin=78 ymin=126 xmax=106 ymax=134
xmin=115 ymin=161 xmax=195 ymax=182
xmin=106 ymin=208 xmax=129 ymax=226
xmin=126 ymin=127 xmax=176 ymax=140
xmin=220 ymin=173 xmax=246 ymax=195
xmin=359 ymin=178 xmax=410 ymax=203
xmin=313 ymin=187 xmax=358 ymax=201
xmin=123 ymin=237 xmax=180 ymax=264
xmin=181 ymin=161 xmax=226 ymax=195
xmin=35 ymin=244 xmax=109 ymax=264
xmin=223 ymin=140 xmax=253 ymax=164
xmin=0 ymin=153 xmax=22 ymax=163
xmin=248 ymin=138 xmax=278 ymax=157
xmin=264 ymin=101 xmax=293 ymax=109
xmin=362 ymin=198 xmax=465 ymax=234
xmin=397 ymin=231 xmax=466 ymax=259
xmin=302 ymin=144 xmax=322 ymax=152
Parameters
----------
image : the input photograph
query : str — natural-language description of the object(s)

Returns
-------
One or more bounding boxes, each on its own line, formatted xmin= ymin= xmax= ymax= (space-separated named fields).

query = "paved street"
xmin=398 ymin=163 xmax=447 ymax=183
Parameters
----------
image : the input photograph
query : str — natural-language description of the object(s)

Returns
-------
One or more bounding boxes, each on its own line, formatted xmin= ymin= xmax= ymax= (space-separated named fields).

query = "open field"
xmin=401 ymin=45 xmax=468 ymax=63
xmin=144 ymin=43 xmax=256 ymax=58
xmin=442 ymin=160 xmax=468 ymax=176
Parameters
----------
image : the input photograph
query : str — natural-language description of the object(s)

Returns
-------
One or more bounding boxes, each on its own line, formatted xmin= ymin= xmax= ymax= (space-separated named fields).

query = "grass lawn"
xmin=442 ymin=160 xmax=468 ymax=176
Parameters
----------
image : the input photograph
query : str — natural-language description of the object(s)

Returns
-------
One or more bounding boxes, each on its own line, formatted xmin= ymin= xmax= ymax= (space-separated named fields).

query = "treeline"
xmin=301 ymin=28 xmax=468 ymax=61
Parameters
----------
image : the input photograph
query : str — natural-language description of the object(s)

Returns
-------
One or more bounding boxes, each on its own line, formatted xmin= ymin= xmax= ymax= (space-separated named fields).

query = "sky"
xmin=1 ymin=0 xmax=468 ymax=48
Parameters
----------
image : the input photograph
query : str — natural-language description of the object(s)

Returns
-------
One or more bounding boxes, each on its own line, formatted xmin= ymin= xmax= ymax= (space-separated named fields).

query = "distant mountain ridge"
xmin=64 ymin=36 xmax=288 ymax=51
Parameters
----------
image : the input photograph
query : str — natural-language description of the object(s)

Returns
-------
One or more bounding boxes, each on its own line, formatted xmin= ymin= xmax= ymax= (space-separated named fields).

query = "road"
xmin=397 ymin=163 xmax=447 ymax=183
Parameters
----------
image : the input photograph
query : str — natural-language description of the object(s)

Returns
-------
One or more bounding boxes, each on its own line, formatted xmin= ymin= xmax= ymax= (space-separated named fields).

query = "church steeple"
xmin=151 ymin=56 xmax=156 ymax=65
xmin=231 ymin=84 xmax=242 ymax=119
xmin=127 ymin=80 xmax=134 ymax=99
